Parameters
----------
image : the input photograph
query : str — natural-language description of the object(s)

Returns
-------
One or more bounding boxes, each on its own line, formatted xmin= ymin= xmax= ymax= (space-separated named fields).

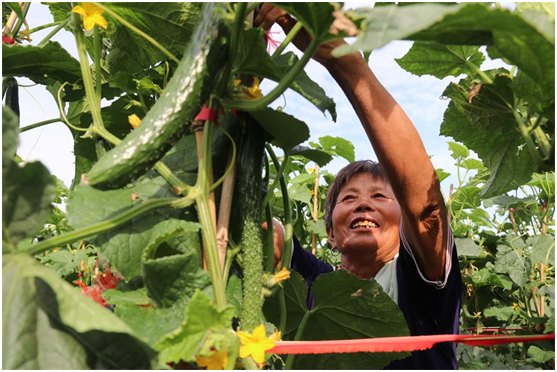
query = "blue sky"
xmin=15 ymin=2 xmax=510 ymax=198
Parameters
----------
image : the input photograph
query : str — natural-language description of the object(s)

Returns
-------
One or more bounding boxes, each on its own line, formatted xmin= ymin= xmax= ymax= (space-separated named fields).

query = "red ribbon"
xmin=194 ymin=107 xmax=219 ymax=124
xmin=269 ymin=333 xmax=555 ymax=355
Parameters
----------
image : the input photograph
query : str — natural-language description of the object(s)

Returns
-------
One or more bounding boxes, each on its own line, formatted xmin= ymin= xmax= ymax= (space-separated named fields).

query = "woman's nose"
xmin=355 ymin=197 xmax=374 ymax=212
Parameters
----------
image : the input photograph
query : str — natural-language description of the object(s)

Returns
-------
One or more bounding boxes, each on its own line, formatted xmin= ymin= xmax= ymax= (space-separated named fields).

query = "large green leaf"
xmin=272 ymin=2 xmax=336 ymax=39
xmin=66 ymin=183 xmax=198 ymax=279
xmin=294 ymin=270 xmax=410 ymax=369
xmin=291 ymin=146 xmax=334 ymax=167
xmin=234 ymin=29 xmax=336 ymax=119
xmin=440 ymin=74 xmax=533 ymax=197
xmin=2 ymin=253 xmax=156 ymax=369
xmin=142 ymin=229 xmax=210 ymax=308
xmin=3 ymin=152 xmax=56 ymax=246
xmin=396 ymin=42 xmax=485 ymax=79
xmin=339 ymin=3 xmax=554 ymax=95
xmin=103 ymin=2 xmax=203 ymax=73
xmin=156 ymin=290 xmax=235 ymax=363
xmin=318 ymin=135 xmax=356 ymax=163
xmin=527 ymin=235 xmax=555 ymax=266
xmin=250 ymin=108 xmax=310 ymax=153
xmin=494 ymin=235 xmax=529 ymax=287
xmin=264 ymin=270 xmax=409 ymax=369
xmin=103 ymin=287 xmax=188 ymax=347
xmin=2 ymin=42 xmax=81 ymax=85
xmin=456 ymin=238 xmax=482 ymax=257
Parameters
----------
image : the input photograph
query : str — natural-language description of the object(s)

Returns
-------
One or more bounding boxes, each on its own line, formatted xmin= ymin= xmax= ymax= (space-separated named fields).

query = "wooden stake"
xmin=312 ymin=164 xmax=319 ymax=255
xmin=216 ymin=145 xmax=237 ymax=272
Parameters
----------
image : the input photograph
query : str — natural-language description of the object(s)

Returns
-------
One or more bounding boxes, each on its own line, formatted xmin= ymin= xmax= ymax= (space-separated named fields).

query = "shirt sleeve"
xmin=290 ymin=234 xmax=333 ymax=284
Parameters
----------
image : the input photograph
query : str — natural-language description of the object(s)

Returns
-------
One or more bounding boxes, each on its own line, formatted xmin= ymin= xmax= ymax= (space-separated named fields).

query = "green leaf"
xmin=456 ymin=238 xmax=482 ymax=257
xmin=103 ymin=2 xmax=203 ymax=73
xmin=272 ymin=2 xmax=336 ymax=39
xmin=290 ymin=173 xmax=317 ymax=185
xmin=263 ymin=270 xmax=309 ymax=336
xmin=396 ymin=42 xmax=485 ymax=79
xmin=511 ymin=71 xmax=555 ymax=121
xmin=2 ymin=42 xmax=81 ymax=85
xmin=103 ymin=288 xmax=188 ymax=346
xmin=2 ymin=253 xmax=156 ymax=369
xmin=225 ymin=274 xmax=243 ymax=317
xmin=441 ymin=75 xmax=533 ymax=197
xmin=294 ymin=271 xmax=410 ymax=369
xmin=234 ymin=29 xmax=336 ymax=119
xmin=494 ymin=237 xmax=529 ymax=287
xmin=156 ymin=290 xmax=235 ymax=363
xmin=451 ymin=185 xmax=481 ymax=210
xmin=142 ymin=230 xmax=211 ymax=308
xmin=465 ymin=267 xmax=513 ymax=290
xmin=3 ymin=159 xmax=55 ymax=246
xmin=66 ymin=183 xmax=195 ymax=279
xmin=305 ymin=219 xmax=327 ymax=237
xmin=527 ymin=235 xmax=555 ymax=266
xmin=528 ymin=345 xmax=554 ymax=363
xmin=39 ymin=248 xmax=91 ymax=277
xmin=460 ymin=159 xmax=485 ymax=171
xmin=289 ymin=183 xmax=312 ymax=205
xmin=483 ymin=305 xmax=514 ymax=321
xmin=250 ymin=108 xmax=310 ymax=153
xmin=334 ymin=4 xmax=465 ymax=56
xmin=2 ymin=106 xmax=18 ymax=165
xmin=436 ymin=168 xmax=451 ymax=183
xmin=291 ymin=146 xmax=334 ymax=167
xmin=448 ymin=141 xmax=470 ymax=160
xmin=319 ymin=135 xmax=356 ymax=163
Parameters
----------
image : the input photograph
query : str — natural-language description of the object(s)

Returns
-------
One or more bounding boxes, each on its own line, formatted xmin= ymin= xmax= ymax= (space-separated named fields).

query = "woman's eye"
xmin=373 ymin=194 xmax=386 ymax=198
xmin=342 ymin=195 xmax=355 ymax=201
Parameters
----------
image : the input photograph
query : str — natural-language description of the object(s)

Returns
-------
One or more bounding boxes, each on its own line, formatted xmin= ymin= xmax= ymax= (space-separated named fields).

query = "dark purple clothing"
xmin=290 ymin=233 xmax=462 ymax=370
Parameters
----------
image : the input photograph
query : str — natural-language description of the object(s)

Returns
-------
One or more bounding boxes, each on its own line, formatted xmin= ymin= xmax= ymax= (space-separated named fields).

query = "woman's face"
xmin=327 ymin=173 xmax=402 ymax=255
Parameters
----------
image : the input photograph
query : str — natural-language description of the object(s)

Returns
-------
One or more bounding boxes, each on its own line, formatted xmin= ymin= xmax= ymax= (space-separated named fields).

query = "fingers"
xmin=254 ymin=3 xmax=293 ymax=31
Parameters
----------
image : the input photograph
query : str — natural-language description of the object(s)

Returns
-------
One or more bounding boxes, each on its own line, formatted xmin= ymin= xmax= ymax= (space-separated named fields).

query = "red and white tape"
xmin=270 ymin=332 xmax=555 ymax=355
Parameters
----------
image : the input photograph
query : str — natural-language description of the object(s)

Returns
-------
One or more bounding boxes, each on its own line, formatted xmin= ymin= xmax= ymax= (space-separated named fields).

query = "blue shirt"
xmin=290 ymin=229 xmax=462 ymax=370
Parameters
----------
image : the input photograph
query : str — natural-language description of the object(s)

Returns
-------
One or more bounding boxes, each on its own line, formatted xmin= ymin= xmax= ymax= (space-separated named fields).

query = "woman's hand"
xmin=253 ymin=3 xmax=348 ymax=67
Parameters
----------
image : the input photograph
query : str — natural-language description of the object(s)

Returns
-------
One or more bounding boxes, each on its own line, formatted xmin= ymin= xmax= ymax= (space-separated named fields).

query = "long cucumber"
xmin=85 ymin=3 xmax=229 ymax=189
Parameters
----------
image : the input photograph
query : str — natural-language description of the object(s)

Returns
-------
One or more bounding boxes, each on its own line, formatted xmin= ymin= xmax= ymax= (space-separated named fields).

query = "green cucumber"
xmin=85 ymin=3 xmax=229 ymax=189
xmin=231 ymin=116 xmax=266 ymax=331
xmin=3 ymin=77 xmax=19 ymax=124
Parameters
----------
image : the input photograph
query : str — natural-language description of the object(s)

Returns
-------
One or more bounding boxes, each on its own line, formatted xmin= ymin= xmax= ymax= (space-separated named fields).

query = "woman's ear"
xmin=326 ymin=226 xmax=336 ymax=249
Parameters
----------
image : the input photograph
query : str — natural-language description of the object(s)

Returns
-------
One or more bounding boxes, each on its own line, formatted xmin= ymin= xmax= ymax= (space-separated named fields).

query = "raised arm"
xmin=255 ymin=4 xmax=448 ymax=280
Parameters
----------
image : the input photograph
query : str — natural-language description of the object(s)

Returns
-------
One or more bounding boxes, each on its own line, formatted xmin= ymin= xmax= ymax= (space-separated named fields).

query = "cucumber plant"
xmin=2 ymin=2 xmax=554 ymax=370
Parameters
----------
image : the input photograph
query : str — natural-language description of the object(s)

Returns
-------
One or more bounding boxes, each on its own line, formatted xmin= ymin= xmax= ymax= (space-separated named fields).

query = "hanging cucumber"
xmin=84 ymin=3 xmax=229 ymax=189
xmin=230 ymin=116 xmax=267 ymax=331
xmin=3 ymin=77 xmax=19 ymax=125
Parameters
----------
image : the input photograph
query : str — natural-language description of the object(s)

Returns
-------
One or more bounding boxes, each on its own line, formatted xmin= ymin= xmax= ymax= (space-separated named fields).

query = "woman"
xmin=256 ymin=4 xmax=462 ymax=369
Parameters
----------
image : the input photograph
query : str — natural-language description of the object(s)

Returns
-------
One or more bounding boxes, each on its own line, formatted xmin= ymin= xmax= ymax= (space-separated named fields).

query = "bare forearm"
xmin=324 ymin=53 xmax=443 ymax=213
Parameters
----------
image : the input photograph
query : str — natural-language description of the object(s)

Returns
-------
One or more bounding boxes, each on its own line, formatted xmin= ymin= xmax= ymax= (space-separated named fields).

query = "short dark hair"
xmin=325 ymin=160 xmax=388 ymax=231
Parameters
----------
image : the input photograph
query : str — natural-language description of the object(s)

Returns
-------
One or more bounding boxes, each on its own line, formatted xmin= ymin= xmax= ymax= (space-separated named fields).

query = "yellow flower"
xmin=269 ymin=330 xmax=282 ymax=342
xmin=271 ymin=267 xmax=290 ymax=286
xmin=195 ymin=349 xmax=229 ymax=370
xmin=237 ymin=324 xmax=275 ymax=364
xmin=512 ymin=303 xmax=519 ymax=310
xmin=128 ymin=114 xmax=141 ymax=129
xmin=236 ymin=77 xmax=263 ymax=100
xmin=72 ymin=3 xmax=108 ymax=31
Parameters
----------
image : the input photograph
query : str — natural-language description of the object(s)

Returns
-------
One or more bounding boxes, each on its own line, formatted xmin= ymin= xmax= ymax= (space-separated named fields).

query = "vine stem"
xmin=94 ymin=25 xmax=102 ymax=102
xmin=266 ymin=145 xmax=293 ymax=269
xmin=261 ymin=152 xmax=289 ymax=209
xmin=10 ymin=2 xmax=30 ymax=38
xmin=512 ymin=109 xmax=551 ymax=171
xmin=195 ymin=115 xmax=227 ymax=309
xmin=19 ymin=118 xmax=61 ymax=133
xmin=466 ymin=60 xmax=493 ymax=84
xmin=29 ymin=21 xmax=62 ymax=34
xmin=220 ymin=38 xmax=321 ymax=111
xmin=93 ymin=2 xmax=180 ymax=64
xmin=22 ymin=197 xmax=191 ymax=256
xmin=284 ymin=311 xmax=312 ymax=369
xmin=37 ymin=18 xmax=70 ymax=46
xmin=73 ymin=14 xmax=105 ymax=133
xmin=272 ymin=21 xmax=303 ymax=57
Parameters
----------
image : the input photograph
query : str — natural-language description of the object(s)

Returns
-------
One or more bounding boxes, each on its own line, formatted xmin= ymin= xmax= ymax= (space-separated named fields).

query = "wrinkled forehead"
xmin=339 ymin=173 xmax=392 ymax=193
